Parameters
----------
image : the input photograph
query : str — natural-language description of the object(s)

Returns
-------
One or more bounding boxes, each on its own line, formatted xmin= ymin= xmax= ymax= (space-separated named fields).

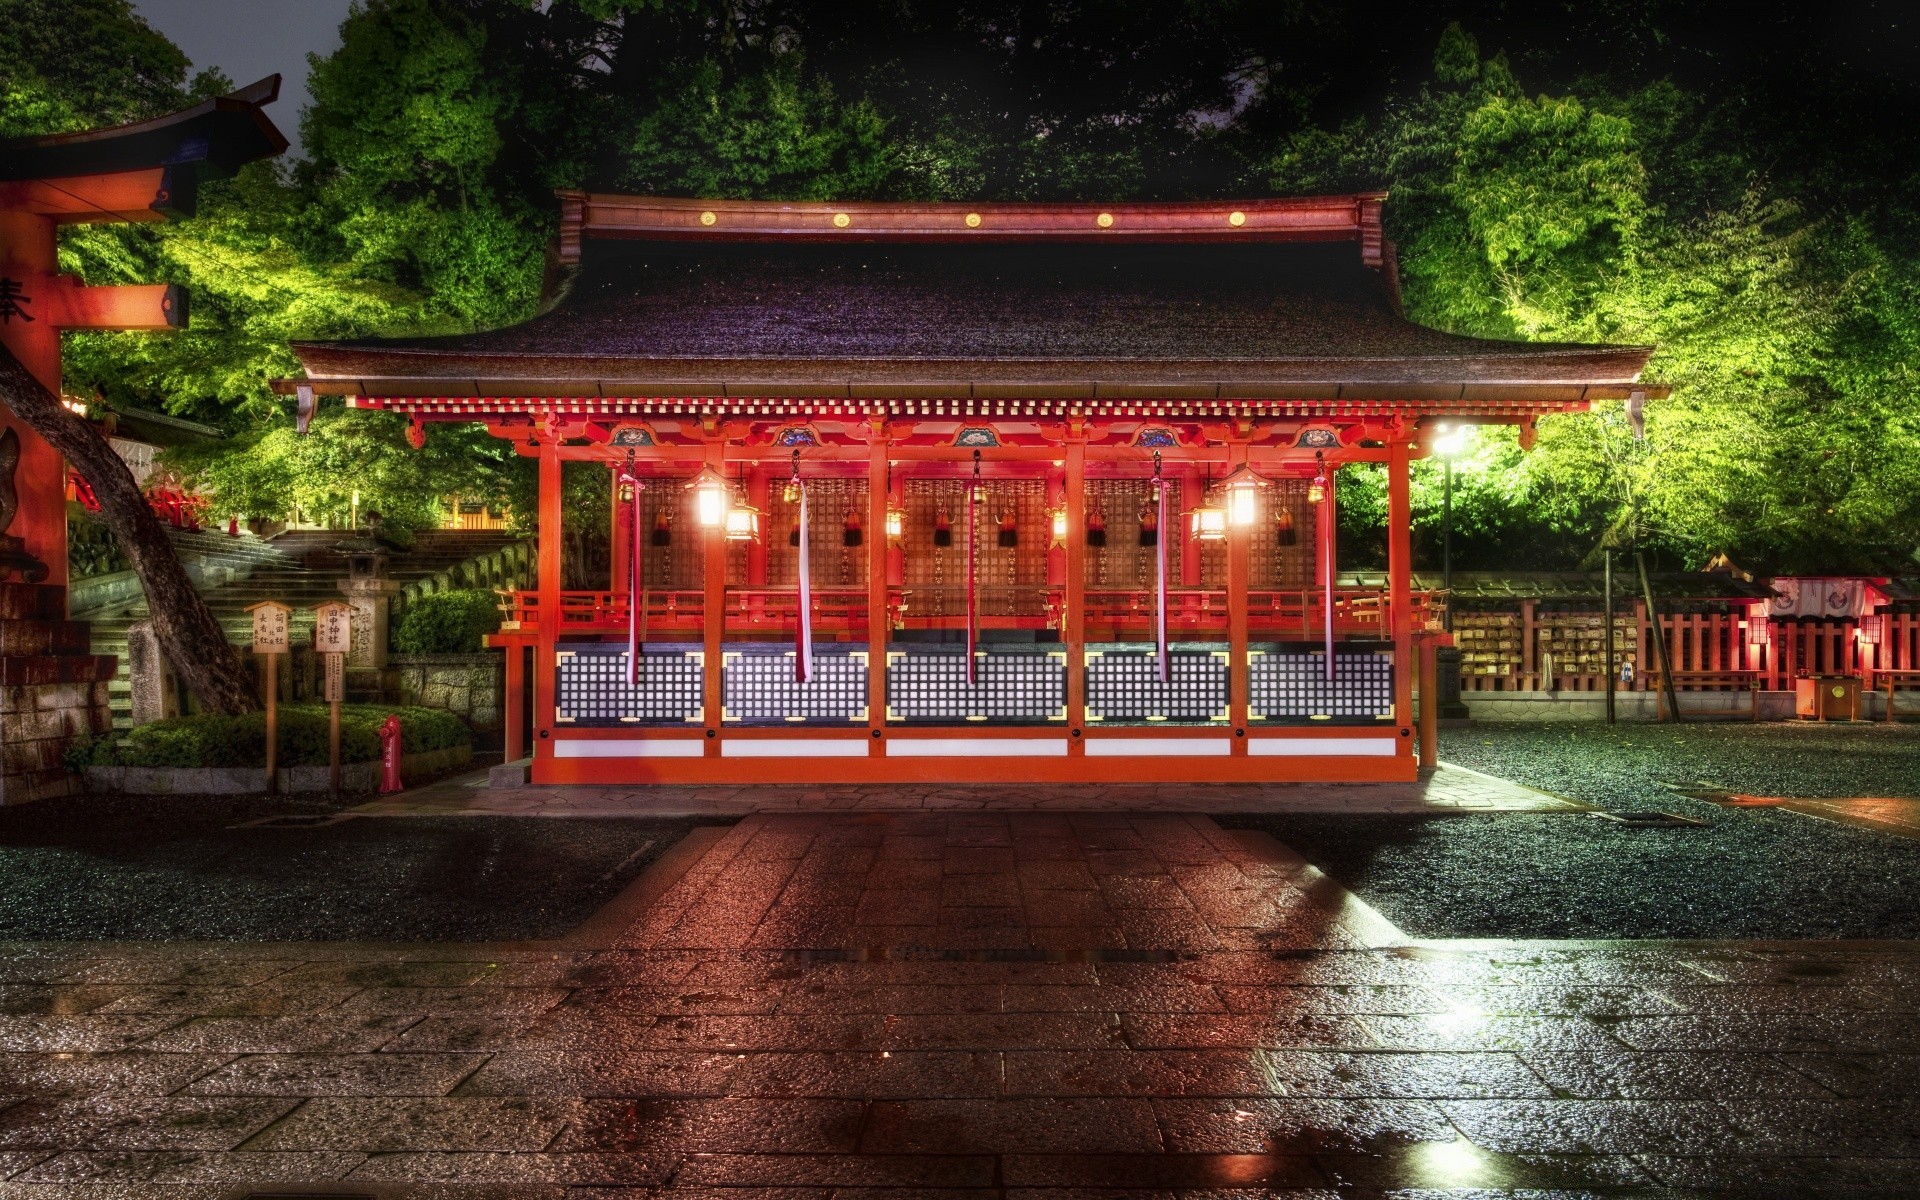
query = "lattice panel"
xmin=901 ymin=478 xmax=1049 ymax=617
xmin=1263 ymin=478 xmax=1315 ymax=588
xmin=766 ymin=478 xmax=869 ymax=587
xmin=632 ymin=481 xmax=704 ymax=590
xmin=555 ymin=644 xmax=703 ymax=725
xmin=722 ymin=643 xmax=868 ymax=724
xmin=1249 ymin=647 xmax=1394 ymax=721
xmin=1084 ymin=645 xmax=1230 ymax=723
xmin=1084 ymin=478 xmax=1183 ymax=591
xmin=886 ymin=647 xmax=1067 ymax=722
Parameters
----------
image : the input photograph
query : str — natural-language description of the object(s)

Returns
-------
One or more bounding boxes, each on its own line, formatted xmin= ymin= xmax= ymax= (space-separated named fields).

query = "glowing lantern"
xmin=1220 ymin=464 xmax=1260 ymax=528
xmin=885 ymin=506 xmax=905 ymax=542
xmin=724 ymin=502 xmax=762 ymax=542
xmin=1049 ymin=505 xmax=1069 ymax=548
xmin=692 ymin=467 xmax=729 ymax=528
xmin=1188 ymin=504 xmax=1228 ymax=542
xmin=1857 ymin=613 xmax=1885 ymax=645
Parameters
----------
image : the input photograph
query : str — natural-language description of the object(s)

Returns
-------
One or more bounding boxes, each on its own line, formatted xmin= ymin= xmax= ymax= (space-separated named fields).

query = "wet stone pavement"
xmin=0 ymin=812 xmax=1916 ymax=1197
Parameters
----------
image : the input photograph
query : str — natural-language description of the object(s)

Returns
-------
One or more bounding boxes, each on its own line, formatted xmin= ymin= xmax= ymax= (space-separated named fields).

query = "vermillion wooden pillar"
xmin=1387 ymin=443 xmax=1415 ymax=749
xmin=1064 ymin=431 xmax=1087 ymax=748
xmin=1225 ymin=440 xmax=1251 ymax=749
xmin=702 ymin=438 xmax=726 ymax=748
xmin=609 ymin=469 xmax=628 ymax=594
xmin=533 ymin=438 xmax=562 ymax=754
xmin=0 ymin=211 xmax=68 ymax=591
xmin=867 ymin=421 xmax=889 ymax=745
xmin=502 ymin=640 xmax=525 ymax=763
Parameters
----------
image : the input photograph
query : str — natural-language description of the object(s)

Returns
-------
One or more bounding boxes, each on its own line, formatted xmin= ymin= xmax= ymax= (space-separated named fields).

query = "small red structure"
xmin=289 ymin=193 xmax=1664 ymax=786
xmin=377 ymin=715 xmax=405 ymax=794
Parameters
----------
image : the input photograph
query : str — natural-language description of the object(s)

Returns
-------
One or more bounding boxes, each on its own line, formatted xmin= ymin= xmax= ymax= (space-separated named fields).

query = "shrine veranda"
xmin=281 ymin=193 xmax=1661 ymax=786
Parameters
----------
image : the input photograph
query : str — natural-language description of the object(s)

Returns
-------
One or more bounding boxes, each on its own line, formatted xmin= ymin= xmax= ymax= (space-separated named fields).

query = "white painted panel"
xmin=722 ymin=739 xmax=869 ymax=758
xmin=887 ymin=738 xmax=1067 ymax=758
xmin=1248 ymin=736 xmax=1398 ymax=757
xmin=1083 ymin=737 xmax=1229 ymax=757
xmin=554 ymin=738 xmax=705 ymax=759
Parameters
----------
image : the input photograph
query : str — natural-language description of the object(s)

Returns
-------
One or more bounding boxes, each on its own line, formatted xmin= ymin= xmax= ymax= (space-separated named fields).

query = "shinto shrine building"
xmin=290 ymin=193 xmax=1657 ymax=786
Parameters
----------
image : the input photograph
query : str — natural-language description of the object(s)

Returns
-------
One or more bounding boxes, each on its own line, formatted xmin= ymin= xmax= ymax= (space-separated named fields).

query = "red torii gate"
xmin=0 ymin=78 xmax=286 ymax=801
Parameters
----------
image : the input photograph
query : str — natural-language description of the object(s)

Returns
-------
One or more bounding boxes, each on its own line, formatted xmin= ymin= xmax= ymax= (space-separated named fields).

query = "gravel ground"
xmin=0 ymin=792 xmax=715 ymax=942
xmin=1220 ymin=721 xmax=1920 ymax=941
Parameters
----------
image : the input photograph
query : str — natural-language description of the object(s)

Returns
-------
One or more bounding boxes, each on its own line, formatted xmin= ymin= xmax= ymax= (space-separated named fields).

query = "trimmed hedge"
xmin=393 ymin=589 xmax=502 ymax=654
xmin=71 ymin=705 xmax=470 ymax=770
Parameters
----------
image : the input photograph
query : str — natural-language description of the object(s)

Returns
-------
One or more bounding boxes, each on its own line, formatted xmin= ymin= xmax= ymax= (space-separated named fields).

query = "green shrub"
xmin=75 ymin=705 xmax=471 ymax=769
xmin=392 ymin=589 xmax=503 ymax=654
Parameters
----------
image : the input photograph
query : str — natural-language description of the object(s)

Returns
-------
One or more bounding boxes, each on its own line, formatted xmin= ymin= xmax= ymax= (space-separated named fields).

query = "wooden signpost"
xmin=312 ymin=602 xmax=354 ymax=794
xmin=246 ymin=601 xmax=292 ymax=793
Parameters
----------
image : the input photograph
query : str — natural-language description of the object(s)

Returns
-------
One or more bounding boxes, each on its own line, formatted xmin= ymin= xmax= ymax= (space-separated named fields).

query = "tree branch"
xmin=0 ymin=342 xmax=259 ymax=715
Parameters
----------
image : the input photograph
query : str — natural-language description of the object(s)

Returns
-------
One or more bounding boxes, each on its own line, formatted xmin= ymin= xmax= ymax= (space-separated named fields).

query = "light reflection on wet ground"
xmin=0 ymin=810 xmax=1912 ymax=1195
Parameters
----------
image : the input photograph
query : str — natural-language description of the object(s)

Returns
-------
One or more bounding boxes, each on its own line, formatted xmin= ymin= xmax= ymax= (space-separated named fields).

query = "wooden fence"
xmin=1453 ymin=602 xmax=1920 ymax=694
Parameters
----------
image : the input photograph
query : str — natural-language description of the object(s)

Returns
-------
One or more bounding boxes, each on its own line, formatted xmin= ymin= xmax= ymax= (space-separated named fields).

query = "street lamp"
xmin=1430 ymin=424 xmax=1473 ymax=630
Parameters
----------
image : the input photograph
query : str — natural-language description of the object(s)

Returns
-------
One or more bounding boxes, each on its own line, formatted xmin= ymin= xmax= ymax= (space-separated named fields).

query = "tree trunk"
xmin=0 ymin=342 xmax=258 ymax=715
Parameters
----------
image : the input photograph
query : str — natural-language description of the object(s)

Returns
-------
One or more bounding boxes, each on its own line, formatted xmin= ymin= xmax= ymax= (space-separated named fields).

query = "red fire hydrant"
xmin=377 ymin=715 xmax=405 ymax=794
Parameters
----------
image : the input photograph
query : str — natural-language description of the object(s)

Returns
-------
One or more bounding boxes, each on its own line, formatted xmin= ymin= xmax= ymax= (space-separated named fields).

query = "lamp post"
xmin=1430 ymin=425 xmax=1471 ymax=631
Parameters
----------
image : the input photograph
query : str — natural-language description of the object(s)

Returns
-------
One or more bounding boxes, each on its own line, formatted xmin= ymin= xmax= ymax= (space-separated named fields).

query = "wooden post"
xmin=247 ymin=601 xmax=290 ymax=794
xmin=1064 ymin=432 xmax=1087 ymax=748
xmin=702 ymin=437 xmax=726 ymax=747
xmin=533 ymin=438 xmax=562 ymax=763
xmin=1418 ymin=634 xmax=1438 ymax=770
xmin=867 ymin=421 xmax=889 ymax=747
xmin=1603 ymin=550 xmax=1616 ymax=724
xmin=1386 ymin=444 xmax=1413 ymax=745
xmin=502 ymin=642 xmax=525 ymax=762
xmin=1521 ymin=599 xmax=1536 ymax=690
xmin=313 ymin=601 xmax=352 ymax=795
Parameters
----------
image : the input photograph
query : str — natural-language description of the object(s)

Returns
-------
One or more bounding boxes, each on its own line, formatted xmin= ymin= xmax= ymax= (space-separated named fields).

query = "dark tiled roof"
xmin=294 ymin=240 xmax=1652 ymax=393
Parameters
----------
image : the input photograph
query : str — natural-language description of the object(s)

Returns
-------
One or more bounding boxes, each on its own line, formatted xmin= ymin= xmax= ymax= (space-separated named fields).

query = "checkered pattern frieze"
xmin=1083 ymin=644 xmax=1230 ymax=723
xmin=1249 ymin=645 xmax=1394 ymax=721
xmin=886 ymin=647 xmax=1067 ymax=723
xmin=555 ymin=643 xmax=704 ymax=725
xmin=722 ymin=644 xmax=869 ymax=724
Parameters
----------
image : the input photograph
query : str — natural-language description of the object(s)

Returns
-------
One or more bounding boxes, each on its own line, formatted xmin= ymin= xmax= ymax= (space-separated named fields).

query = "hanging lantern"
xmin=1087 ymin=506 xmax=1106 ymax=547
xmin=724 ymin=502 xmax=763 ymax=543
xmin=692 ymin=467 xmax=729 ymax=528
xmin=885 ymin=505 xmax=905 ymax=541
xmin=1138 ymin=499 xmax=1158 ymax=547
xmin=1744 ymin=614 xmax=1770 ymax=646
xmin=1857 ymin=613 xmax=1885 ymax=645
xmin=997 ymin=510 xmax=1018 ymax=548
xmin=1188 ymin=503 xmax=1228 ymax=542
xmin=1220 ymin=464 xmax=1261 ymax=528
xmin=843 ymin=507 xmax=864 ymax=547
xmin=651 ymin=508 xmax=672 ymax=547
xmin=1275 ymin=504 xmax=1296 ymax=547
xmin=1049 ymin=505 xmax=1068 ymax=548
xmin=933 ymin=508 xmax=953 ymax=547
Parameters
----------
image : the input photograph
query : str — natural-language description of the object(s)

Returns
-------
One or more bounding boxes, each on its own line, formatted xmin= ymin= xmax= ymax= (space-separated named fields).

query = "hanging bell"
xmin=933 ymin=509 xmax=953 ymax=548
xmin=1138 ymin=502 xmax=1159 ymax=548
xmin=843 ymin=508 xmax=863 ymax=547
xmin=996 ymin=510 xmax=1017 ymax=548
xmin=651 ymin=509 xmax=672 ymax=547
xmin=1087 ymin=507 xmax=1106 ymax=548
xmin=1275 ymin=505 xmax=1297 ymax=547
xmin=783 ymin=478 xmax=800 ymax=505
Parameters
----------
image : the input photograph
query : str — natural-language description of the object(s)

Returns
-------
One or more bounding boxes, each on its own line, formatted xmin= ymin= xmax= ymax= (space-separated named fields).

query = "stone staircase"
xmin=79 ymin=528 xmax=531 ymax=729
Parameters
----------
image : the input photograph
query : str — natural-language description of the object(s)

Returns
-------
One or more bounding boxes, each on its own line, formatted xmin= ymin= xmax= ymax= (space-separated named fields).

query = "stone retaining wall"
xmin=1462 ymin=689 xmax=1799 ymax=722
xmin=386 ymin=653 xmax=502 ymax=743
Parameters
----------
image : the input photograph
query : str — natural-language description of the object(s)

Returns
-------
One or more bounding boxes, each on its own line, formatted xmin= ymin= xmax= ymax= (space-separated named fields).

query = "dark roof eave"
xmin=0 ymin=76 xmax=288 ymax=183
xmin=287 ymin=346 xmax=1657 ymax=397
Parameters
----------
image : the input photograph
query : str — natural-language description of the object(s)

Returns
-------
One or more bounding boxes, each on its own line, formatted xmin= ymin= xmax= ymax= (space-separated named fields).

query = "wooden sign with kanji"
xmin=312 ymin=601 xmax=353 ymax=655
xmin=246 ymin=601 xmax=291 ymax=653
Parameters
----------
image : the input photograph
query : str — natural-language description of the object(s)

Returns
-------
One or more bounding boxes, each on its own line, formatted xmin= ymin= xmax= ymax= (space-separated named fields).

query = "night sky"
xmin=132 ymin=0 xmax=356 ymax=156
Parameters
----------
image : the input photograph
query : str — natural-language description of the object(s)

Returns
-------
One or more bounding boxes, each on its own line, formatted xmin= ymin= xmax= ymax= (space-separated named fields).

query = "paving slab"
xmin=0 ymin=807 xmax=1908 ymax=1195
